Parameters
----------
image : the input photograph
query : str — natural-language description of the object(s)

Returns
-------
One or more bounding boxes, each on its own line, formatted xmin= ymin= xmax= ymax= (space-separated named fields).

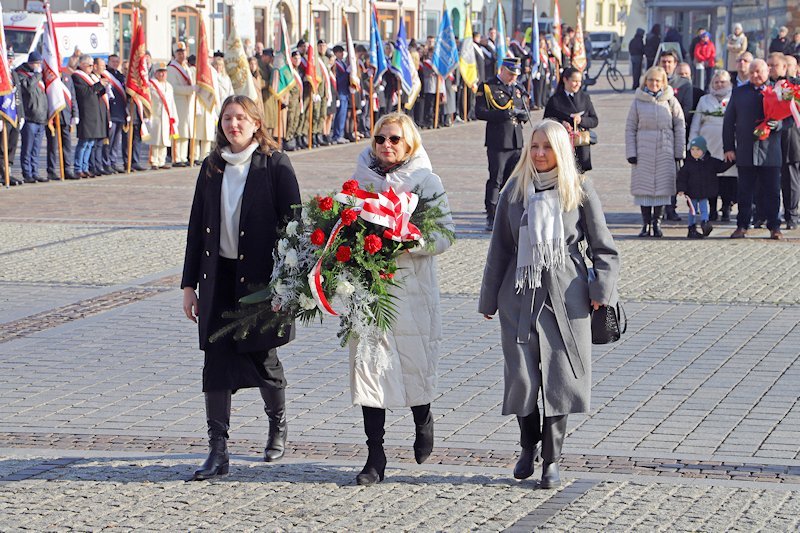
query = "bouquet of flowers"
xmin=754 ymin=80 xmax=800 ymax=140
xmin=210 ymin=179 xmax=455 ymax=361
xmin=692 ymin=100 xmax=727 ymax=117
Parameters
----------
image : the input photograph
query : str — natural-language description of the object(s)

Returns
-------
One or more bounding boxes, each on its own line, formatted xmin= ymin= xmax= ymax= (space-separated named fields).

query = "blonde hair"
xmin=371 ymin=112 xmax=422 ymax=160
xmin=643 ymin=66 xmax=668 ymax=86
xmin=504 ymin=119 xmax=585 ymax=211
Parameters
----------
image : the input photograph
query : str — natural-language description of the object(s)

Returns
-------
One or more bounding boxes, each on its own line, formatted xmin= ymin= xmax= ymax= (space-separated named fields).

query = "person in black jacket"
xmin=102 ymin=54 xmax=128 ymax=173
xmin=644 ymin=24 xmax=661 ymax=69
xmin=0 ymin=49 xmax=25 ymax=186
xmin=629 ymin=28 xmax=645 ymax=90
xmin=723 ymin=59 xmax=788 ymax=240
xmin=476 ymin=57 xmax=529 ymax=231
xmin=781 ymin=85 xmax=800 ymax=229
xmin=16 ymin=51 xmax=48 ymax=183
xmin=543 ymin=67 xmax=598 ymax=172
xmin=72 ymin=54 xmax=109 ymax=178
xmin=182 ymin=95 xmax=301 ymax=481
xmin=45 ymin=67 xmax=78 ymax=180
xmin=677 ymin=136 xmax=734 ymax=238
xmin=769 ymin=27 xmax=790 ymax=54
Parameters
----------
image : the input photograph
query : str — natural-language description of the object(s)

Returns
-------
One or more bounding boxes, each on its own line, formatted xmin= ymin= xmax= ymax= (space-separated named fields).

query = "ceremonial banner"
xmin=43 ymin=4 xmax=68 ymax=129
xmin=195 ymin=16 xmax=215 ymax=112
xmin=552 ymin=0 xmax=563 ymax=63
xmin=495 ymin=3 xmax=509 ymax=71
xmin=369 ymin=2 xmax=388 ymax=83
xmin=344 ymin=14 xmax=360 ymax=88
xmin=306 ymin=6 xmax=319 ymax=91
xmin=125 ymin=8 xmax=151 ymax=114
xmin=225 ymin=12 xmax=259 ymax=101
xmin=390 ymin=18 xmax=421 ymax=108
xmin=572 ymin=6 xmax=587 ymax=72
xmin=272 ymin=14 xmax=297 ymax=98
xmin=458 ymin=10 xmax=478 ymax=90
xmin=0 ymin=4 xmax=13 ymax=98
xmin=529 ymin=1 xmax=540 ymax=71
xmin=432 ymin=1 xmax=459 ymax=77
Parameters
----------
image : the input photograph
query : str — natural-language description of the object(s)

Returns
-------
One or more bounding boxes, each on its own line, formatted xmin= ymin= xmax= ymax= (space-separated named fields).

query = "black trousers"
xmin=0 ymin=120 xmax=20 ymax=175
xmin=123 ymin=122 xmax=143 ymax=168
xmin=781 ymin=162 xmax=800 ymax=223
xmin=486 ymin=148 xmax=522 ymax=219
xmin=736 ymin=165 xmax=781 ymax=231
xmin=423 ymin=93 xmax=436 ymax=127
xmin=631 ymin=56 xmax=643 ymax=90
xmin=46 ymin=119 xmax=74 ymax=177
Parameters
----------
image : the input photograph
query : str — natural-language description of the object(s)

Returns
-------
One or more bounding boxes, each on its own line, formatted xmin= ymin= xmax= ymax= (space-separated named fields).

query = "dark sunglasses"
xmin=375 ymin=135 xmax=402 ymax=145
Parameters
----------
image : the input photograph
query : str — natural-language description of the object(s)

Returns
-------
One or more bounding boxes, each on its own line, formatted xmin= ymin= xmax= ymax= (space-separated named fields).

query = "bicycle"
xmin=582 ymin=48 xmax=627 ymax=93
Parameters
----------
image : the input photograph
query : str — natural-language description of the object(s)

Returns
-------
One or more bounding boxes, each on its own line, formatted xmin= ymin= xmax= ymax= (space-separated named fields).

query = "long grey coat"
xmin=625 ymin=86 xmax=686 ymax=198
xmin=478 ymin=178 xmax=620 ymax=417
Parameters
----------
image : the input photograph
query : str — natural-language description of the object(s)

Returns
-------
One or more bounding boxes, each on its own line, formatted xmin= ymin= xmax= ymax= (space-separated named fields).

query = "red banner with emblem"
xmin=125 ymin=8 xmax=152 ymax=116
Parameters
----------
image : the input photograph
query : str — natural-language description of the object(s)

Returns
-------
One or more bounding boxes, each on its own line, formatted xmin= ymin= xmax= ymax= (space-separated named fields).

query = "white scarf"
xmin=515 ymin=168 xmax=566 ymax=291
xmin=219 ymin=142 xmax=259 ymax=259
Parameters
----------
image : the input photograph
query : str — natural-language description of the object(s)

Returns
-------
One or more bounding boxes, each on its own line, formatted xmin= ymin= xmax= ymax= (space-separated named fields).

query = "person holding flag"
xmin=123 ymin=6 xmax=151 ymax=172
xmin=0 ymin=46 xmax=24 ymax=186
xmin=331 ymin=45 xmax=351 ymax=144
xmin=146 ymin=62 xmax=178 ymax=170
xmin=16 ymin=51 xmax=49 ymax=183
xmin=40 ymin=4 xmax=72 ymax=180
xmin=193 ymin=17 xmax=217 ymax=162
xmin=102 ymin=54 xmax=128 ymax=174
xmin=390 ymin=18 xmax=422 ymax=115
xmin=167 ymin=42 xmax=195 ymax=166
xmin=431 ymin=2 xmax=459 ymax=129
xmin=313 ymin=40 xmax=331 ymax=147
xmin=45 ymin=62 xmax=78 ymax=180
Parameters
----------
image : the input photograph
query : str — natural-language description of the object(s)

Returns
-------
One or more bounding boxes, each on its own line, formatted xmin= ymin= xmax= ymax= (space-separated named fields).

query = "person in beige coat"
xmin=146 ymin=63 xmax=178 ymax=169
xmin=348 ymin=112 xmax=454 ymax=487
xmin=726 ymin=24 xmax=748 ymax=73
xmin=167 ymin=42 xmax=196 ymax=166
xmin=625 ymin=66 xmax=686 ymax=237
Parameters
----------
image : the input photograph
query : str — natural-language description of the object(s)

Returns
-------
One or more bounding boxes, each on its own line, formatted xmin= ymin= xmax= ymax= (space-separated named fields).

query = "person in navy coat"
xmin=723 ymin=59 xmax=788 ymax=239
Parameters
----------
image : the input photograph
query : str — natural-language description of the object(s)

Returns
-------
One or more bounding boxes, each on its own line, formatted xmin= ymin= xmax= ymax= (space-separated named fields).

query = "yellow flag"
xmin=459 ymin=11 xmax=478 ymax=91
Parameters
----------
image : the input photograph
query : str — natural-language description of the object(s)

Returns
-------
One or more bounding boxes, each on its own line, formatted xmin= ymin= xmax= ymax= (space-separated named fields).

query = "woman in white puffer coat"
xmin=349 ymin=112 xmax=455 ymax=486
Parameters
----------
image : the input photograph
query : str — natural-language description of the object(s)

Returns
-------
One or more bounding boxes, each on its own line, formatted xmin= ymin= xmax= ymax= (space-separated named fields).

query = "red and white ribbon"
xmin=307 ymin=219 xmax=346 ymax=316
xmin=684 ymin=195 xmax=697 ymax=216
xmin=334 ymin=186 xmax=423 ymax=243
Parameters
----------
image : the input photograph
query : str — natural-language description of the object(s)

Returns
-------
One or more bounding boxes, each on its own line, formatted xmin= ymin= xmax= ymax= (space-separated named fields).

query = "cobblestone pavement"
xmin=0 ymin=85 xmax=799 ymax=529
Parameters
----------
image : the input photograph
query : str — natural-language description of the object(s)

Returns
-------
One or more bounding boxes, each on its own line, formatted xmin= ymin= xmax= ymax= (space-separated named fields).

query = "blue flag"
xmin=369 ymin=5 xmax=388 ymax=83
xmin=530 ymin=2 xmax=540 ymax=71
xmin=0 ymin=91 xmax=17 ymax=127
xmin=496 ymin=3 xmax=508 ymax=71
xmin=391 ymin=18 xmax=414 ymax=94
xmin=431 ymin=5 xmax=459 ymax=77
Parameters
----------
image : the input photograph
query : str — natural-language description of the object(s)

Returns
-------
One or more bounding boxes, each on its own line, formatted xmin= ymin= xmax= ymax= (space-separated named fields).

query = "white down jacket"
xmin=349 ymin=146 xmax=455 ymax=408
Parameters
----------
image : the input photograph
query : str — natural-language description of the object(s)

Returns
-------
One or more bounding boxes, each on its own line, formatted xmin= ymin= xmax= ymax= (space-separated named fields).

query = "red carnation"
xmin=340 ymin=208 xmax=358 ymax=226
xmin=318 ymin=196 xmax=334 ymax=211
xmin=379 ymin=272 xmax=395 ymax=280
xmin=336 ymin=245 xmax=352 ymax=262
xmin=342 ymin=180 xmax=359 ymax=195
xmin=310 ymin=228 xmax=326 ymax=246
xmin=364 ymin=234 xmax=383 ymax=255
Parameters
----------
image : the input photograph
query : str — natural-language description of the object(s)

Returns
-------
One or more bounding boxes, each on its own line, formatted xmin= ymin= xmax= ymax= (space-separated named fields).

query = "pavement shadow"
xmin=0 ymin=456 xmax=526 ymax=488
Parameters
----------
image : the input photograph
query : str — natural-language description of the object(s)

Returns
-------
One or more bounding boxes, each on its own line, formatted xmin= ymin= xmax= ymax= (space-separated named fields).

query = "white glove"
xmin=0 ymin=121 xmax=3 ymax=133
xmin=312 ymin=94 xmax=321 ymax=103
xmin=360 ymin=100 xmax=366 ymax=107
xmin=336 ymin=100 xmax=340 ymax=108
xmin=378 ymin=86 xmax=385 ymax=92
xmin=144 ymin=118 xmax=152 ymax=130
xmin=18 ymin=118 xmax=25 ymax=130
xmin=126 ymin=115 xmax=131 ymax=123
xmin=71 ymin=117 xmax=79 ymax=126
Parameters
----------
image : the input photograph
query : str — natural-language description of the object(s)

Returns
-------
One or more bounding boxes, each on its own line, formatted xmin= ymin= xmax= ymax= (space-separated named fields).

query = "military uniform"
xmin=284 ymin=52 xmax=304 ymax=151
xmin=313 ymin=51 xmax=331 ymax=145
xmin=475 ymin=59 xmax=529 ymax=229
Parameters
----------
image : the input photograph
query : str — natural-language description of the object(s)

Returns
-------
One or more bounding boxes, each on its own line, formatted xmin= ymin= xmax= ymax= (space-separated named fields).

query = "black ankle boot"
xmin=638 ymin=208 xmax=651 ymax=237
xmin=193 ymin=390 xmax=231 ymax=481
xmin=540 ymin=461 xmax=561 ymax=489
xmin=513 ymin=411 xmax=542 ymax=479
xmin=651 ymin=216 xmax=663 ymax=238
xmin=411 ymin=404 xmax=434 ymax=464
xmin=539 ymin=415 xmax=567 ymax=489
xmin=357 ymin=406 xmax=386 ymax=485
xmin=260 ymin=386 xmax=287 ymax=462
xmin=638 ymin=223 xmax=650 ymax=237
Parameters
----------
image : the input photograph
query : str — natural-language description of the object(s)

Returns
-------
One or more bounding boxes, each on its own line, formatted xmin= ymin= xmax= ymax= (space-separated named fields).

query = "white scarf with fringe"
xmin=515 ymin=168 xmax=566 ymax=291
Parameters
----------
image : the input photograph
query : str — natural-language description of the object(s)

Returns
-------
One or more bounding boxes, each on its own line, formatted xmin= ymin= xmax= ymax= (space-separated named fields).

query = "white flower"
xmin=298 ymin=293 xmax=317 ymax=310
xmin=336 ymin=279 xmax=355 ymax=297
xmin=274 ymin=280 xmax=289 ymax=296
xmin=286 ymin=220 xmax=299 ymax=237
xmin=301 ymin=207 xmax=312 ymax=226
xmin=277 ymin=238 xmax=290 ymax=257
xmin=284 ymin=249 xmax=298 ymax=268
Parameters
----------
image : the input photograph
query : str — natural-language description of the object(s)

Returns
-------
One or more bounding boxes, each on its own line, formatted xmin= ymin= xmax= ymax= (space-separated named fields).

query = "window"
xmin=425 ymin=11 xmax=439 ymax=40
xmin=113 ymin=3 xmax=145 ymax=62
xmin=272 ymin=2 xmax=294 ymax=44
xmin=171 ymin=7 xmax=200 ymax=56
xmin=314 ymin=10 xmax=329 ymax=42
xmin=609 ymin=4 xmax=616 ymax=25
xmin=255 ymin=8 xmax=267 ymax=48
xmin=378 ymin=9 xmax=396 ymax=40
xmin=595 ymin=3 xmax=603 ymax=26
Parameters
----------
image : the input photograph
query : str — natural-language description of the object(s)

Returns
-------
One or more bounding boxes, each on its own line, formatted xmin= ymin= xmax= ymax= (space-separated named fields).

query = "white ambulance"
xmin=3 ymin=11 xmax=111 ymax=69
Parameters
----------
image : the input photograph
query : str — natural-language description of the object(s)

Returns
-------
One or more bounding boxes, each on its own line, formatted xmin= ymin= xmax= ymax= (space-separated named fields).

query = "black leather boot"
xmin=638 ymin=206 xmax=651 ymax=237
xmin=260 ymin=385 xmax=287 ymax=462
xmin=514 ymin=409 xmax=542 ymax=479
xmin=192 ymin=390 xmax=231 ymax=480
xmin=651 ymin=207 xmax=664 ymax=238
xmin=540 ymin=415 xmax=567 ymax=489
xmin=357 ymin=406 xmax=387 ymax=486
xmin=411 ymin=404 xmax=434 ymax=464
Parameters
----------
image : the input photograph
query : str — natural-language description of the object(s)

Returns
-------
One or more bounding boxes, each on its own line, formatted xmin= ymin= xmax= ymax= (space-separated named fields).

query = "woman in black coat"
xmin=543 ymin=67 xmax=599 ymax=172
xmin=181 ymin=95 xmax=301 ymax=480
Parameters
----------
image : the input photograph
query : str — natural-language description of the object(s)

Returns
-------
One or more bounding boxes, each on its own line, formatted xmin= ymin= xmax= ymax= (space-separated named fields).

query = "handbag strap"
xmin=615 ymin=302 xmax=627 ymax=334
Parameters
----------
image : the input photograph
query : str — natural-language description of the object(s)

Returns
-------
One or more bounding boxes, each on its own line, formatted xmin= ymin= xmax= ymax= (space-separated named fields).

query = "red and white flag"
xmin=571 ymin=5 xmax=587 ymax=72
xmin=43 ymin=4 xmax=69 ymax=129
xmin=195 ymin=16 xmax=215 ymax=113
xmin=344 ymin=14 xmax=361 ymax=89
xmin=552 ymin=0 xmax=563 ymax=64
xmin=0 ymin=4 xmax=13 ymax=97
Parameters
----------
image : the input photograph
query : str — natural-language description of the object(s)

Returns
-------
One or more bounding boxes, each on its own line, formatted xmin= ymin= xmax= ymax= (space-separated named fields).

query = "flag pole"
xmin=275 ymin=98 xmax=282 ymax=146
xmin=462 ymin=81 xmax=467 ymax=121
xmin=126 ymin=101 xmax=135 ymax=173
xmin=433 ymin=75 xmax=441 ymax=129
xmin=351 ymin=90 xmax=358 ymax=141
xmin=307 ymin=3 xmax=314 ymax=150
xmin=55 ymin=115 xmax=65 ymax=180
xmin=190 ymin=96 xmax=198 ymax=165
xmin=369 ymin=76 xmax=374 ymax=135
xmin=2 ymin=127 xmax=9 ymax=188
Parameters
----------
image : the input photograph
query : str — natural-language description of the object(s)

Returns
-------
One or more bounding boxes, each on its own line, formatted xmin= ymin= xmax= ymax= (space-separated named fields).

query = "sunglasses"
xmin=375 ymin=135 xmax=402 ymax=145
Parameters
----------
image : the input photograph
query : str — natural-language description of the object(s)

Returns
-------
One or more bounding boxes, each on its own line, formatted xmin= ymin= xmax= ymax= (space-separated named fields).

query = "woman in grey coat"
xmin=479 ymin=120 xmax=620 ymax=489
xmin=625 ymin=66 xmax=686 ymax=237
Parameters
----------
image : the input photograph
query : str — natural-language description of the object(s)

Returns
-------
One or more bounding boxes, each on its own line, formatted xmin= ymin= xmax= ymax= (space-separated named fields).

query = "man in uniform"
xmin=167 ymin=42 xmax=195 ymax=166
xmin=0 ymin=49 xmax=24 ymax=186
xmin=102 ymin=54 xmax=128 ymax=173
xmin=284 ymin=51 xmax=304 ymax=151
xmin=45 ymin=62 xmax=78 ymax=180
xmin=146 ymin=62 xmax=178 ymax=169
xmin=313 ymin=39 xmax=330 ymax=146
xmin=16 ymin=51 xmax=48 ymax=183
xmin=476 ymin=57 xmax=529 ymax=231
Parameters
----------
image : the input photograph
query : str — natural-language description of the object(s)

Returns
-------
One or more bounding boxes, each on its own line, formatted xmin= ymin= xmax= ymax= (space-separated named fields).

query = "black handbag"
xmin=591 ymin=302 xmax=627 ymax=344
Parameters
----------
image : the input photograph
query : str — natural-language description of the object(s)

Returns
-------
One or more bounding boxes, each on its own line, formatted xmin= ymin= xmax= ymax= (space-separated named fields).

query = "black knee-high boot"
xmin=639 ymin=206 xmax=652 ymax=237
xmin=192 ymin=389 xmax=231 ymax=480
xmin=411 ymin=404 xmax=434 ymax=464
xmin=357 ymin=406 xmax=387 ymax=486
xmin=260 ymin=385 xmax=287 ymax=462
xmin=651 ymin=206 xmax=664 ymax=238
xmin=540 ymin=415 xmax=568 ymax=489
xmin=513 ymin=407 xmax=542 ymax=479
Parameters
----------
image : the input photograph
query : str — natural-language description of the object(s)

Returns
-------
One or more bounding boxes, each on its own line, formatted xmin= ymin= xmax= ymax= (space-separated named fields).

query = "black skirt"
xmin=203 ymin=257 xmax=286 ymax=393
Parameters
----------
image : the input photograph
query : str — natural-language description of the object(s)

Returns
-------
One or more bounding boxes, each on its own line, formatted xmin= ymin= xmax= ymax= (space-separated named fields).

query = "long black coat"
xmin=543 ymin=89 xmax=599 ymax=172
xmin=723 ymin=82 xmax=787 ymax=168
xmin=475 ymin=77 xmax=527 ymax=150
xmin=72 ymin=72 xmax=108 ymax=140
xmin=181 ymin=149 xmax=301 ymax=352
